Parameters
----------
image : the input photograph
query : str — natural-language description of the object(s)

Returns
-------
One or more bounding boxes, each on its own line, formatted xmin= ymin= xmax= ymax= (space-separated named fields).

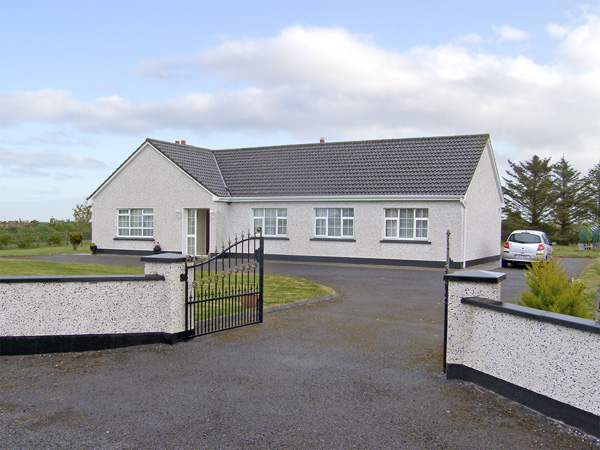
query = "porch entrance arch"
xmin=184 ymin=208 xmax=210 ymax=256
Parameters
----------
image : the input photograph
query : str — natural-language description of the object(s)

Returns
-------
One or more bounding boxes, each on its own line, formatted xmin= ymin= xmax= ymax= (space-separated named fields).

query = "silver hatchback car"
xmin=502 ymin=230 xmax=553 ymax=267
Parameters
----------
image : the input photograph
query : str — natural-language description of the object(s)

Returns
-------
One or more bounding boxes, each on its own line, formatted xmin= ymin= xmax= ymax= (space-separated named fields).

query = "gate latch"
xmin=180 ymin=274 xmax=187 ymax=282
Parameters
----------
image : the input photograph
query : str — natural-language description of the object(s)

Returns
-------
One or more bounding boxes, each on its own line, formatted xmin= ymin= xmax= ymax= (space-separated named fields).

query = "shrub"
xmin=47 ymin=233 xmax=63 ymax=246
xmin=17 ymin=236 xmax=36 ymax=249
xmin=518 ymin=258 xmax=592 ymax=319
xmin=0 ymin=234 xmax=14 ymax=249
xmin=69 ymin=232 xmax=83 ymax=250
xmin=549 ymin=236 xmax=571 ymax=246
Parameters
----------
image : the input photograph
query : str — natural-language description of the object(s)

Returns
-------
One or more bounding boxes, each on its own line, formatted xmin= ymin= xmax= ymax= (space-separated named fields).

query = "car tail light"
xmin=503 ymin=242 xmax=510 ymax=249
xmin=537 ymin=244 xmax=545 ymax=253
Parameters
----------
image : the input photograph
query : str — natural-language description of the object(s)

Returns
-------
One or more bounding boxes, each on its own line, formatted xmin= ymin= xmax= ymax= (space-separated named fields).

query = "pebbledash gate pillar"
xmin=141 ymin=253 xmax=189 ymax=341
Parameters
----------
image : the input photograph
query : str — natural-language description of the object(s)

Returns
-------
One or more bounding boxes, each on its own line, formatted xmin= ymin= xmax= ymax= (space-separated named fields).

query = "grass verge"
xmin=262 ymin=274 xmax=333 ymax=307
xmin=552 ymin=245 xmax=600 ymax=258
xmin=577 ymin=257 xmax=600 ymax=317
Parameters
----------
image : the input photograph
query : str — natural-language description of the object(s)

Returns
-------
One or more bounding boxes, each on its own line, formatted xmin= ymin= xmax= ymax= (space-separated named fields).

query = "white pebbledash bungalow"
xmin=88 ymin=134 xmax=504 ymax=268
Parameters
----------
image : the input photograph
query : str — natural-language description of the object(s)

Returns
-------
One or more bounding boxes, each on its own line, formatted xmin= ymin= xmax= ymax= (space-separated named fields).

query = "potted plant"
xmin=90 ymin=243 xmax=98 ymax=254
xmin=153 ymin=241 xmax=161 ymax=254
xmin=241 ymin=292 xmax=259 ymax=308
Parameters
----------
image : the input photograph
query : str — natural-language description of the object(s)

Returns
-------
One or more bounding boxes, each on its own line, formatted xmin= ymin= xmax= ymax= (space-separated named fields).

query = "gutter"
xmin=213 ymin=195 xmax=466 ymax=203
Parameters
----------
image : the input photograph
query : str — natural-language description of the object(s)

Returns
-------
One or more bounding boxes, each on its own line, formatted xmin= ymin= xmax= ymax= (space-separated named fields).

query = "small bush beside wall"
xmin=518 ymin=258 xmax=592 ymax=319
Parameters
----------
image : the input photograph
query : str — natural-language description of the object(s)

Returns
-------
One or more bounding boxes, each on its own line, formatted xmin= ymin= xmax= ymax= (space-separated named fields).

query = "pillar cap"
xmin=141 ymin=253 xmax=187 ymax=264
xmin=444 ymin=270 xmax=506 ymax=283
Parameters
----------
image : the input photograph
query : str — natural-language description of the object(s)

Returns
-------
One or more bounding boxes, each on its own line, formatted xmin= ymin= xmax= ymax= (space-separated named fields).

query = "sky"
xmin=1 ymin=0 xmax=600 ymax=221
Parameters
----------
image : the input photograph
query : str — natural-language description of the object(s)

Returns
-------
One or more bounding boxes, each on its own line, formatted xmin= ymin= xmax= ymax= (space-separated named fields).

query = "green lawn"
xmin=577 ymin=258 xmax=600 ymax=317
xmin=0 ymin=258 xmax=333 ymax=308
xmin=0 ymin=242 xmax=92 ymax=257
xmin=0 ymin=258 xmax=144 ymax=276
xmin=552 ymin=244 xmax=600 ymax=258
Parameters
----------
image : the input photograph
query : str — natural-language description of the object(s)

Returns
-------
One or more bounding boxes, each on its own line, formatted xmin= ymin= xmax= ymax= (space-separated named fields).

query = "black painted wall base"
xmin=95 ymin=248 xmax=500 ymax=269
xmin=0 ymin=332 xmax=186 ymax=356
xmin=264 ymin=253 xmax=501 ymax=269
xmin=447 ymin=364 xmax=599 ymax=438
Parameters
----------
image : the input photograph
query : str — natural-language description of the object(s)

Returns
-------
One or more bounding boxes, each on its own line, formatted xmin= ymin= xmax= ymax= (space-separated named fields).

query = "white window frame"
xmin=253 ymin=208 xmax=287 ymax=237
xmin=117 ymin=208 xmax=154 ymax=238
xmin=314 ymin=208 xmax=354 ymax=238
xmin=384 ymin=208 xmax=428 ymax=240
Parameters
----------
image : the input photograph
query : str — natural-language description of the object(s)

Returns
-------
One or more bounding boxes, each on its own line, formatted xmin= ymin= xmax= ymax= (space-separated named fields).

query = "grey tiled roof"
xmin=148 ymin=139 xmax=230 ymax=197
xmin=149 ymin=134 xmax=490 ymax=198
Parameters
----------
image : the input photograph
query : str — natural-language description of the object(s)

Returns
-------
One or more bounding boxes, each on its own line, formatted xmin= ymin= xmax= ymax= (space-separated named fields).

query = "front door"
xmin=184 ymin=209 xmax=209 ymax=256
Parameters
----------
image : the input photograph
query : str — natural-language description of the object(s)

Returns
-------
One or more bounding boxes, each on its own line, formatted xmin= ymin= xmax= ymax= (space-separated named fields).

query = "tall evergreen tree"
xmin=551 ymin=156 xmax=586 ymax=234
xmin=584 ymin=160 xmax=600 ymax=224
xmin=502 ymin=155 xmax=555 ymax=228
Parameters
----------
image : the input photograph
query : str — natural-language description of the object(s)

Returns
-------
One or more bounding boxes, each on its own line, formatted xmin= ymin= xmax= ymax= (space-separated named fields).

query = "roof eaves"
xmin=213 ymin=194 xmax=466 ymax=203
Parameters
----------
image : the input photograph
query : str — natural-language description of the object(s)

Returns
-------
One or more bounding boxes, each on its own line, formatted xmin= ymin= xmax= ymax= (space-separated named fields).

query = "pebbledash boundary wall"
xmin=444 ymin=270 xmax=600 ymax=439
xmin=0 ymin=253 xmax=187 ymax=356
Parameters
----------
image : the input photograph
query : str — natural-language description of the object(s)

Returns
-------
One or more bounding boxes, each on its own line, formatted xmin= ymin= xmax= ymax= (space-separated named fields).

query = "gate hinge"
xmin=180 ymin=274 xmax=187 ymax=282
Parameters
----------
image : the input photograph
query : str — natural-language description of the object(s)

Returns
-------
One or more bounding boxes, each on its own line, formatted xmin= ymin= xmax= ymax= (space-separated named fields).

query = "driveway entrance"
xmin=0 ymin=260 xmax=596 ymax=449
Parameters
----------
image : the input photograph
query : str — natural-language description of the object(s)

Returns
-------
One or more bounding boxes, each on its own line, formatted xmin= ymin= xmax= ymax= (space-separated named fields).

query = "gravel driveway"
xmin=0 ymin=257 xmax=597 ymax=449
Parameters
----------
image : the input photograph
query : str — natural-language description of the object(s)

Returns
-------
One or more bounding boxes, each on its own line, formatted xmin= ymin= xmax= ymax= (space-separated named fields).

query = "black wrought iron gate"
xmin=183 ymin=231 xmax=264 ymax=339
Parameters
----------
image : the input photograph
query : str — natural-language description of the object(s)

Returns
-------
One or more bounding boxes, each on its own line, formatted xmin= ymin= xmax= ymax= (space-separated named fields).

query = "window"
xmin=315 ymin=208 xmax=354 ymax=238
xmin=117 ymin=208 xmax=153 ymax=237
xmin=384 ymin=208 xmax=428 ymax=240
xmin=253 ymin=208 xmax=287 ymax=236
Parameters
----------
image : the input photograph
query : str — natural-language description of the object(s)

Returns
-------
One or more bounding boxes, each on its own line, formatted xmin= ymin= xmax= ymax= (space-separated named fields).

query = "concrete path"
xmin=1 ymin=258 xmax=598 ymax=449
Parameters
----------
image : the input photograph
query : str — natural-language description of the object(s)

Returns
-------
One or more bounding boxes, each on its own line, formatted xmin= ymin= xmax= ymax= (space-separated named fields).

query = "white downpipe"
xmin=460 ymin=198 xmax=467 ymax=268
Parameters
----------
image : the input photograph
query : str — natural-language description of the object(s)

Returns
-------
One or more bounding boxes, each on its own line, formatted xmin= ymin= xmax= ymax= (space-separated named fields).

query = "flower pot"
xmin=153 ymin=246 xmax=161 ymax=254
xmin=241 ymin=293 xmax=259 ymax=308
xmin=90 ymin=245 xmax=98 ymax=254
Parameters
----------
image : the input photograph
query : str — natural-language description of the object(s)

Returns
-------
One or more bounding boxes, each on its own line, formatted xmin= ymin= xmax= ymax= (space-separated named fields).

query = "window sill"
xmin=310 ymin=237 xmax=356 ymax=242
xmin=114 ymin=237 xmax=154 ymax=241
xmin=380 ymin=239 xmax=431 ymax=244
xmin=263 ymin=236 xmax=289 ymax=241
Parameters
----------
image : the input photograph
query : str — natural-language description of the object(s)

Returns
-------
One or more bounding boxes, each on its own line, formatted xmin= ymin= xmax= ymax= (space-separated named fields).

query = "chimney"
xmin=320 ymin=137 xmax=325 ymax=143
xmin=175 ymin=141 xmax=180 ymax=144
xmin=181 ymin=140 xmax=186 ymax=145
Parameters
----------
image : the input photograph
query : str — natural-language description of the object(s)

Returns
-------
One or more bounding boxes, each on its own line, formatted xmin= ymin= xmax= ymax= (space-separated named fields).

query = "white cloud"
xmin=549 ymin=12 xmax=600 ymax=70
xmin=0 ymin=149 xmax=106 ymax=173
xmin=2 ymin=14 xmax=600 ymax=174
xmin=494 ymin=25 xmax=531 ymax=42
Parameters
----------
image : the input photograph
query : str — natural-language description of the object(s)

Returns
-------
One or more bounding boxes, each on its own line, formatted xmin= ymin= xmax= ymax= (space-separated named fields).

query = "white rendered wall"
xmin=446 ymin=277 xmax=600 ymax=417
xmin=223 ymin=200 xmax=465 ymax=264
xmin=91 ymin=144 xmax=226 ymax=254
xmin=463 ymin=142 xmax=503 ymax=263
xmin=0 ymin=259 xmax=186 ymax=337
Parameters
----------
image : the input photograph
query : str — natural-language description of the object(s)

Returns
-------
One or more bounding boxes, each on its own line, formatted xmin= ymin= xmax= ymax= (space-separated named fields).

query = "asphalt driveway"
xmin=0 ymin=257 xmax=597 ymax=449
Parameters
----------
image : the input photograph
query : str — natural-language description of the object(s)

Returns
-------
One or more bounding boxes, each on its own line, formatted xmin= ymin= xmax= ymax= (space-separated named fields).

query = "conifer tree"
xmin=551 ymin=156 xmax=586 ymax=234
xmin=503 ymin=155 xmax=555 ymax=228
xmin=584 ymin=160 xmax=600 ymax=224
xmin=518 ymin=258 xmax=591 ymax=319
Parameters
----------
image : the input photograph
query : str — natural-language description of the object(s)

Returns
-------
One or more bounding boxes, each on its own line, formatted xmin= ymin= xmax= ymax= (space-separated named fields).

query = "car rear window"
xmin=509 ymin=233 xmax=542 ymax=244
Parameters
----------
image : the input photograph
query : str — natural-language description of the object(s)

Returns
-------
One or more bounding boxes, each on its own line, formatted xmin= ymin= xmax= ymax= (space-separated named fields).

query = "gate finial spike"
xmin=241 ymin=230 xmax=245 ymax=239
